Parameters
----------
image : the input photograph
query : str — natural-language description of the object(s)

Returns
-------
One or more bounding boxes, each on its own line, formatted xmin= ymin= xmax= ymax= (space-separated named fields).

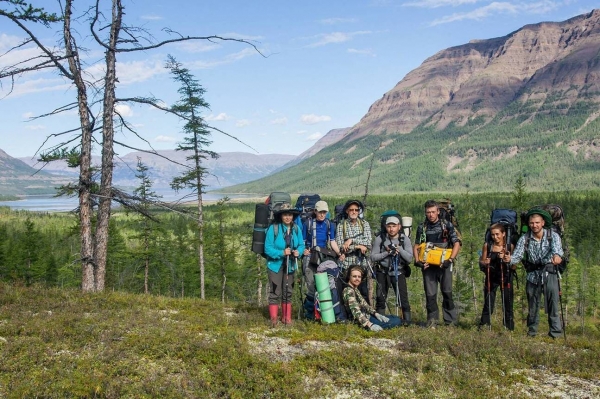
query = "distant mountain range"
xmin=227 ymin=9 xmax=600 ymax=195
xmin=11 ymin=151 xmax=297 ymax=194
xmin=2 ymin=126 xmax=349 ymax=195
xmin=0 ymin=149 xmax=71 ymax=195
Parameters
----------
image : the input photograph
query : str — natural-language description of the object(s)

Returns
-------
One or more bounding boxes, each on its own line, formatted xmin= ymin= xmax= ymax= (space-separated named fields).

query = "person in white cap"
xmin=301 ymin=200 xmax=343 ymax=320
xmin=371 ymin=214 xmax=414 ymax=325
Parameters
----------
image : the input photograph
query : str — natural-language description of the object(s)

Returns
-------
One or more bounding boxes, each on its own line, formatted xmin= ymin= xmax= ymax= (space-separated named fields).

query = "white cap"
xmin=386 ymin=216 xmax=400 ymax=225
xmin=315 ymin=200 xmax=329 ymax=212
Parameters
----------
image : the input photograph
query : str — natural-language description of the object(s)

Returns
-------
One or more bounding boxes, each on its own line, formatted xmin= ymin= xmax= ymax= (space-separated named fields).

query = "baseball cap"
xmin=315 ymin=200 xmax=329 ymax=212
xmin=386 ymin=216 xmax=400 ymax=225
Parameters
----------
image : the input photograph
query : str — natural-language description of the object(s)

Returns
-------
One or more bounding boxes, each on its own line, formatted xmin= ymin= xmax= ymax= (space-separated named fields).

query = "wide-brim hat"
xmin=342 ymin=199 xmax=364 ymax=213
xmin=526 ymin=208 xmax=552 ymax=227
xmin=274 ymin=202 xmax=300 ymax=217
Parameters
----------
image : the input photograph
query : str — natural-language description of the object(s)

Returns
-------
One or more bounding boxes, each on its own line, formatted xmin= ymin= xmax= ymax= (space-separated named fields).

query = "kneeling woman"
xmin=343 ymin=265 xmax=401 ymax=331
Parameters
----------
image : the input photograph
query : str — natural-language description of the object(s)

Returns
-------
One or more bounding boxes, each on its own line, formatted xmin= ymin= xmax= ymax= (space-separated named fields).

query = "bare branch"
xmin=0 ymin=9 xmax=73 ymax=79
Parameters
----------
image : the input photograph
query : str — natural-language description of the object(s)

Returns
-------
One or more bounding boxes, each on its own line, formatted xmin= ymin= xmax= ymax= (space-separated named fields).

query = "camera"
xmin=387 ymin=243 xmax=399 ymax=256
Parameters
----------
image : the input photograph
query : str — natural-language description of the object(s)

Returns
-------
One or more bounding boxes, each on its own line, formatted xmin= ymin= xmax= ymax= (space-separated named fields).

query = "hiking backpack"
xmin=484 ymin=208 xmax=520 ymax=255
xmin=437 ymin=198 xmax=461 ymax=238
xmin=251 ymin=192 xmax=292 ymax=257
xmin=294 ymin=193 xmax=321 ymax=227
xmin=520 ymin=204 xmax=570 ymax=269
xmin=332 ymin=204 xmax=346 ymax=224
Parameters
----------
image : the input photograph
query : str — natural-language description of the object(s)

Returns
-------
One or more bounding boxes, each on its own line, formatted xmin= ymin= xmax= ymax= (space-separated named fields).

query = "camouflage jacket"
xmin=343 ymin=286 xmax=376 ymax=328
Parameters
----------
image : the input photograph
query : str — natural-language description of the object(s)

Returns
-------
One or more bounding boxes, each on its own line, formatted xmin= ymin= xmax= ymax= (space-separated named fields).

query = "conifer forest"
xmin=1 ymin=188 xmax=599 ymax=331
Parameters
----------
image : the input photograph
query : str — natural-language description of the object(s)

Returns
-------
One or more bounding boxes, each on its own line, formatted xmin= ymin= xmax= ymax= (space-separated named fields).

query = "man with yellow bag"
xmin=413 ymin=200 xmax=462 ymax=327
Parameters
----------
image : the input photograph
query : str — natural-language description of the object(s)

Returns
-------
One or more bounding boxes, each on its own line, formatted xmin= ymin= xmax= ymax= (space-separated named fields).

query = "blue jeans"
xmin=369 ymin=314 xmax=402 ymax=329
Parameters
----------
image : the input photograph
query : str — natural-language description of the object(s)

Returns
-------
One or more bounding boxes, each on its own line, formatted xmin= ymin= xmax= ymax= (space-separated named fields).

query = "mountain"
xmin=226 ymin=10 xmax=600 ymax=195
xmin=0 ymin=149 xmax=70 ymax=195
xmin=275 ymin=127 xmax=350 ymax=171
xmin=18 ymin=151 xmax=296 ymax=191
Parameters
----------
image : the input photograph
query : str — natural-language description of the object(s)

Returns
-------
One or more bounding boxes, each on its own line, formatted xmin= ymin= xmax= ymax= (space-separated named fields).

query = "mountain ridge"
xmin=225 ymin=9 xmax=600 ymax=195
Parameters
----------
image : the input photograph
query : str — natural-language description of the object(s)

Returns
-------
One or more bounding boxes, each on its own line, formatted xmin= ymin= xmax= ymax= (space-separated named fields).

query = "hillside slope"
xmin=229 ymin=10 xmax=600 ymax=195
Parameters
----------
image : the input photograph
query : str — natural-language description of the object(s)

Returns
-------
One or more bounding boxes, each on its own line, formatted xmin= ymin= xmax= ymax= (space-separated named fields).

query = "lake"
xmin=0 ymin=191 xmax=260 ymax=212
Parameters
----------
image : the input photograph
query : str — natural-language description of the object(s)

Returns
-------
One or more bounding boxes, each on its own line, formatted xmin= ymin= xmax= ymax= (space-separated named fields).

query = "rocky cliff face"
xmin=349 ymin=9 xmax=600 ymax=138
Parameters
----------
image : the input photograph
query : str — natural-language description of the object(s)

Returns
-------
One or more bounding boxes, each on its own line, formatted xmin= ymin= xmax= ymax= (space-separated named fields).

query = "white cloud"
xmin=115 ymin=104 xmax=134 ymax=117
xmin=22 ymin=112 xmax=35 ymax=119
xmin=307 ymin=132 xmax=324 ymax=141
xmin=1 ymin=77 xmax=71 ymax=97
xmin=270 ymin=117 xmax=288 ymax=125
xmin=188 ymin=47 xmax=259 ymax=69
xmin=84 ymin=59 xmax=166 ymax=86
xmin=348 ymin=48 xmax=376 ymax=56
xmin=319 ymin=17 xmax=357 ymax=25
xmin=175 ymin=41 xmax=220 ymax=54
xmin=402 ymin=0 xmax=481 ymax=8
xmin=307 ymin=31 xmax=372 ymax=47
xmin=236 ymin=119 xmax=251 ymax=127
xmin=155 ymin=135 xmax=177 ymax=142
xmin=206 ymin=113 xmax=230 ymax=121
xmin=24 ymin=124 xmax=45 ymax=131
xmin=301 ymin=114 xmax=332 ymax=125
xmin=427 ymin=1 xmax=560 ymax=26
xmin=0 ymin=33 xmax=23 ymax=50
xmin=140 ymin=15 xmax=163 ymax=20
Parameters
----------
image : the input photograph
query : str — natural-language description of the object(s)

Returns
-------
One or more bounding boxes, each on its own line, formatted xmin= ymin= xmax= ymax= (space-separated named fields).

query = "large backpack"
xmin=437 ymin=198 xmax=461 ymax=239
xmin=251 ymin=192 xmax=292 ymax=258
xmin=294 ymin=193 xmax=321 ymax=227
xmin=520 ymin=204 xmax=570 ymax=269
xmin=484 ymin=208 xmax=519 ymax=255
xmin=332 ymin=204 xmax=346 ymax=224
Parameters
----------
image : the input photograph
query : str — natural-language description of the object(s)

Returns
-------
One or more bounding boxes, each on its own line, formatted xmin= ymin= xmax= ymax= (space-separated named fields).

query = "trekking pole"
xmin=486 ymin=263 xmax=492 ymax=331
xmin=556 ymin=265 xmax=567 ymax=341
xmin=392 ymin=254 xmax=401 ymax=318
xmin=284 ymin=253 xmax=289 ymax=325
xmin=500 ymin=261 xmax=506 ymax=330
xmin=298 ymin=259 xmax=304 ymax=320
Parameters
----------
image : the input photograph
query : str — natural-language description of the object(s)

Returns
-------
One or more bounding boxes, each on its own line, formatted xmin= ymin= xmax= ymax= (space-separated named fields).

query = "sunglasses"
xmin=347 ymin=208 xmax=360 ymax=212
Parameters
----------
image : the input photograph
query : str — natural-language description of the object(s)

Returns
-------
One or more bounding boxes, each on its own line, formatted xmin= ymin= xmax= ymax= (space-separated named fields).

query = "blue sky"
xmin=0 ymin=0 xmax=594 ymax=158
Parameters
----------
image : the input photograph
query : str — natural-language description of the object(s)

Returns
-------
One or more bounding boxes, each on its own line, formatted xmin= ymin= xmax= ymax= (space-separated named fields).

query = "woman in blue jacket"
xmin=264 ymin=203 xmax=305 ymax=327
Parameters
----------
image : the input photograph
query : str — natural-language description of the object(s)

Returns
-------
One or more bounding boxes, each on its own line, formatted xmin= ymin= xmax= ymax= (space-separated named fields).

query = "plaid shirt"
xmin=510 ymin=230 xmax=563 ymax=266
xmin=335 ymin=219 xmax=372 ymax=269
xmin=343 ymin=286 xmax=376 ymax=327
xmin=510 ymin=230 xmax=563 ymax=285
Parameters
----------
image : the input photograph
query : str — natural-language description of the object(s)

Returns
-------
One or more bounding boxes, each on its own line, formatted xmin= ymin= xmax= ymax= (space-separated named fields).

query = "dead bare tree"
xmin=1 ymin=0 xmax=261 ymax=292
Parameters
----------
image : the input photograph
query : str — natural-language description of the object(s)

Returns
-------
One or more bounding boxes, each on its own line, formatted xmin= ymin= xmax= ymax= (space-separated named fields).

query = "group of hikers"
xmin=262 ymin=198 xmax=566 ymax=339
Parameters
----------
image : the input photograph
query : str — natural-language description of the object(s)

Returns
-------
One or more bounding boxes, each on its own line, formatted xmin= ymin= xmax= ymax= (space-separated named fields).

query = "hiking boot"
xmin=426 ymin=319 xmax=437 ymax=329
xmin=282 ymin=303 xmax=293 ymax=325
xmin=403 ymin=311 xmax=412 ymax=327
xmin=269 ymin=304 xmax=279 ymax=328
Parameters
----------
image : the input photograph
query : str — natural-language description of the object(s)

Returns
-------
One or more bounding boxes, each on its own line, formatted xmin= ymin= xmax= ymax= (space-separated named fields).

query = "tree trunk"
xmin=63 ymin=0 xmax=95 ymax=292
xmin=93 ymin=0 xmax=123 ymax=292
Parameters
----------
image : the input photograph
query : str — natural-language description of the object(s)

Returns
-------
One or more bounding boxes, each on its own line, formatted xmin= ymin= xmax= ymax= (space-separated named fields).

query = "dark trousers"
xmin=422 ymin=266 xmax=456 ymax=325
xmin=480 ymin=274 xmax=514 ymax=330
xmin=268 ymin=268 xmax=294 ymax=305
xmin=375 ymin=269 xmax=410 ymax=316
xmin=526 ymin=272 xmax=562 ymax=338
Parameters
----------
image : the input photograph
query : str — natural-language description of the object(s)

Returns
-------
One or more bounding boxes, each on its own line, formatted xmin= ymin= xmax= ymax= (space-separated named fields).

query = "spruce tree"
xmin=168 ymin=55 xmax=216 ymax=299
